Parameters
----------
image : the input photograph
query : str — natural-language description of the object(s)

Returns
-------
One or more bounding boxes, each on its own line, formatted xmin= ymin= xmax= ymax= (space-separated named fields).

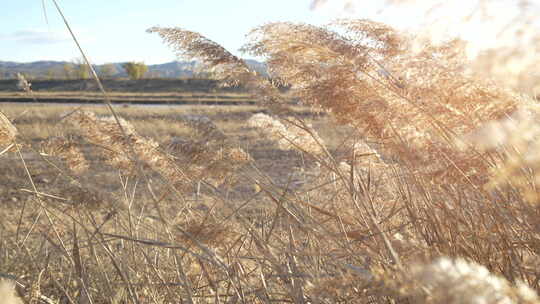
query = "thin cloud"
xmin=0 ymin=29 xmax=71 ymax=44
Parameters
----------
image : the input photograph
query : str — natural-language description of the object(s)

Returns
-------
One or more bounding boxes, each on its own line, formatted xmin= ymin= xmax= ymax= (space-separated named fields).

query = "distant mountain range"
xmin=0 ymin=59 xmax=267 ymax=79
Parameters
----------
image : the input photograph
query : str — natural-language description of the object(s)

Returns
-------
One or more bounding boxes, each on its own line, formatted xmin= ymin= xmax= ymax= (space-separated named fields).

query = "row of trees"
xmin=0 ymin=61 xmax=149 ymax=80
xmin=63 ymin=61 xmax=148 ymax=80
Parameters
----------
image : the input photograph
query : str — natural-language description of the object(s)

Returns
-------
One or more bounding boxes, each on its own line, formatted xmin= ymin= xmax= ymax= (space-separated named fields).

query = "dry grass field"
xmin=0 ymin=102 xmax=336 ymax=205
xmin=1 ymin=102 xmax=361 ymax=303
xmin=0 ymin=91 xmax=256 ymax=106
xmin=2 ymin=3 xmax=540 ymax=303
xmin=0 ymin=78 xmax=261 ymax=106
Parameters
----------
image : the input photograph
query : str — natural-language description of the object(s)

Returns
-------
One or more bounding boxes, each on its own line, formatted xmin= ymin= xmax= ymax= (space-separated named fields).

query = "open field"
xmin=0 ymin=91 xmax=257 ymax=106
xmin=0 ymin=103 xmax=336 ymax=204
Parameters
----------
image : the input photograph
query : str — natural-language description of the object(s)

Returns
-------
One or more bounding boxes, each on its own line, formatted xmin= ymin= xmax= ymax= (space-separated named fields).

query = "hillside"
xmin=0 ymin=59 xmax=267 ymax=79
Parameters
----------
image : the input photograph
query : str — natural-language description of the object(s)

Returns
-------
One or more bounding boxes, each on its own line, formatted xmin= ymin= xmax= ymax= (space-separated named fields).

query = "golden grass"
xmin=2 ymin=11 xmax=540 ymax=304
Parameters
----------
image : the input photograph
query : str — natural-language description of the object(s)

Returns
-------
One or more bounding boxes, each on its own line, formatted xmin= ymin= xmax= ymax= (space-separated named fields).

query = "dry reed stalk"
xmin=0 ymin=111 xmax=17 ymax=154
xmin=16 ymin=73 xmax=32 ymax=94
xmin=345 ymin=140 xmax=384 ymax=165
xmin=173 ymin=216 xmax=234 ymax=247
xmin=59 ymin=184 xmax=104 ymax=210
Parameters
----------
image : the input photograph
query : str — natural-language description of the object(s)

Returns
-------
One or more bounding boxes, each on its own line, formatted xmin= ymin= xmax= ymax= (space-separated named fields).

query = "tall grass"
xmin=2 ymin=2 xmax=540 ymax=303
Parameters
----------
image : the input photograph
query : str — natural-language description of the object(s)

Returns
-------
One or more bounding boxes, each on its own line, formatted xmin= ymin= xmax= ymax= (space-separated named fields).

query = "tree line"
xmin=0 ymin=60 xmax=149 ymax=80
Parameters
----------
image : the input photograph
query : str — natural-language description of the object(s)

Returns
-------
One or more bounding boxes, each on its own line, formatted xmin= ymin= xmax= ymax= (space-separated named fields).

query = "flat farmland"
xmin=0 ymin=78 xmax=260 ymax=105
xmin=0 ymin=101 xmax=346 ymax=205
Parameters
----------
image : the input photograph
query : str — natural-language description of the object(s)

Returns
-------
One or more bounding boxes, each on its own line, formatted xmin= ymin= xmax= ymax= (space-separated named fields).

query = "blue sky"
xmin=0 ymin=0 xmax=336 ymax=64
xmin=3 ymin=1 xmax=530 ymax=65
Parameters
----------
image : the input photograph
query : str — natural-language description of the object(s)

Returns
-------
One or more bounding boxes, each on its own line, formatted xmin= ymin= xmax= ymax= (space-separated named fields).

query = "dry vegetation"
xmin=0 ymin=91 xmax=255 ymax=106
xmin=2 ymin=1 xmax=540 ymax=303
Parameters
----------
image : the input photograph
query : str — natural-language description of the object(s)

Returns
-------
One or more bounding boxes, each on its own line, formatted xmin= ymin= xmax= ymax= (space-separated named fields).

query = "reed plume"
xmin=66 ymin=111 xmax=134 ymax=171
xmin=16 ymin=73 xmax=32 ymax=94
xmin=243 ymin=21 xmax=521 ymax=184
xmin=348 ymin=0 xmax=540 ymax=93
xmin=148 ymin=26 xmax=290 ymax=112
xmin=391 ymin=257 xmax=539 ymax=304
xmin=168 ymin=115 xmax=251 ymax=186
xmin=242 ymin=21 xmax=402 ymax=130
xmin=248 ymin=113 xmax=326 ymax=156
xmin=147 ymin=26 xmax=251 ymax=86
xmin=66 ymin=110 xmax=187 ymax=185
xmin=462 ymin=101 xmax=540 ymax=203
xmin=65 ymin=110 xmax=249 ymax=189
xmin=41 ymin=136 xmax=89 ymax=175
